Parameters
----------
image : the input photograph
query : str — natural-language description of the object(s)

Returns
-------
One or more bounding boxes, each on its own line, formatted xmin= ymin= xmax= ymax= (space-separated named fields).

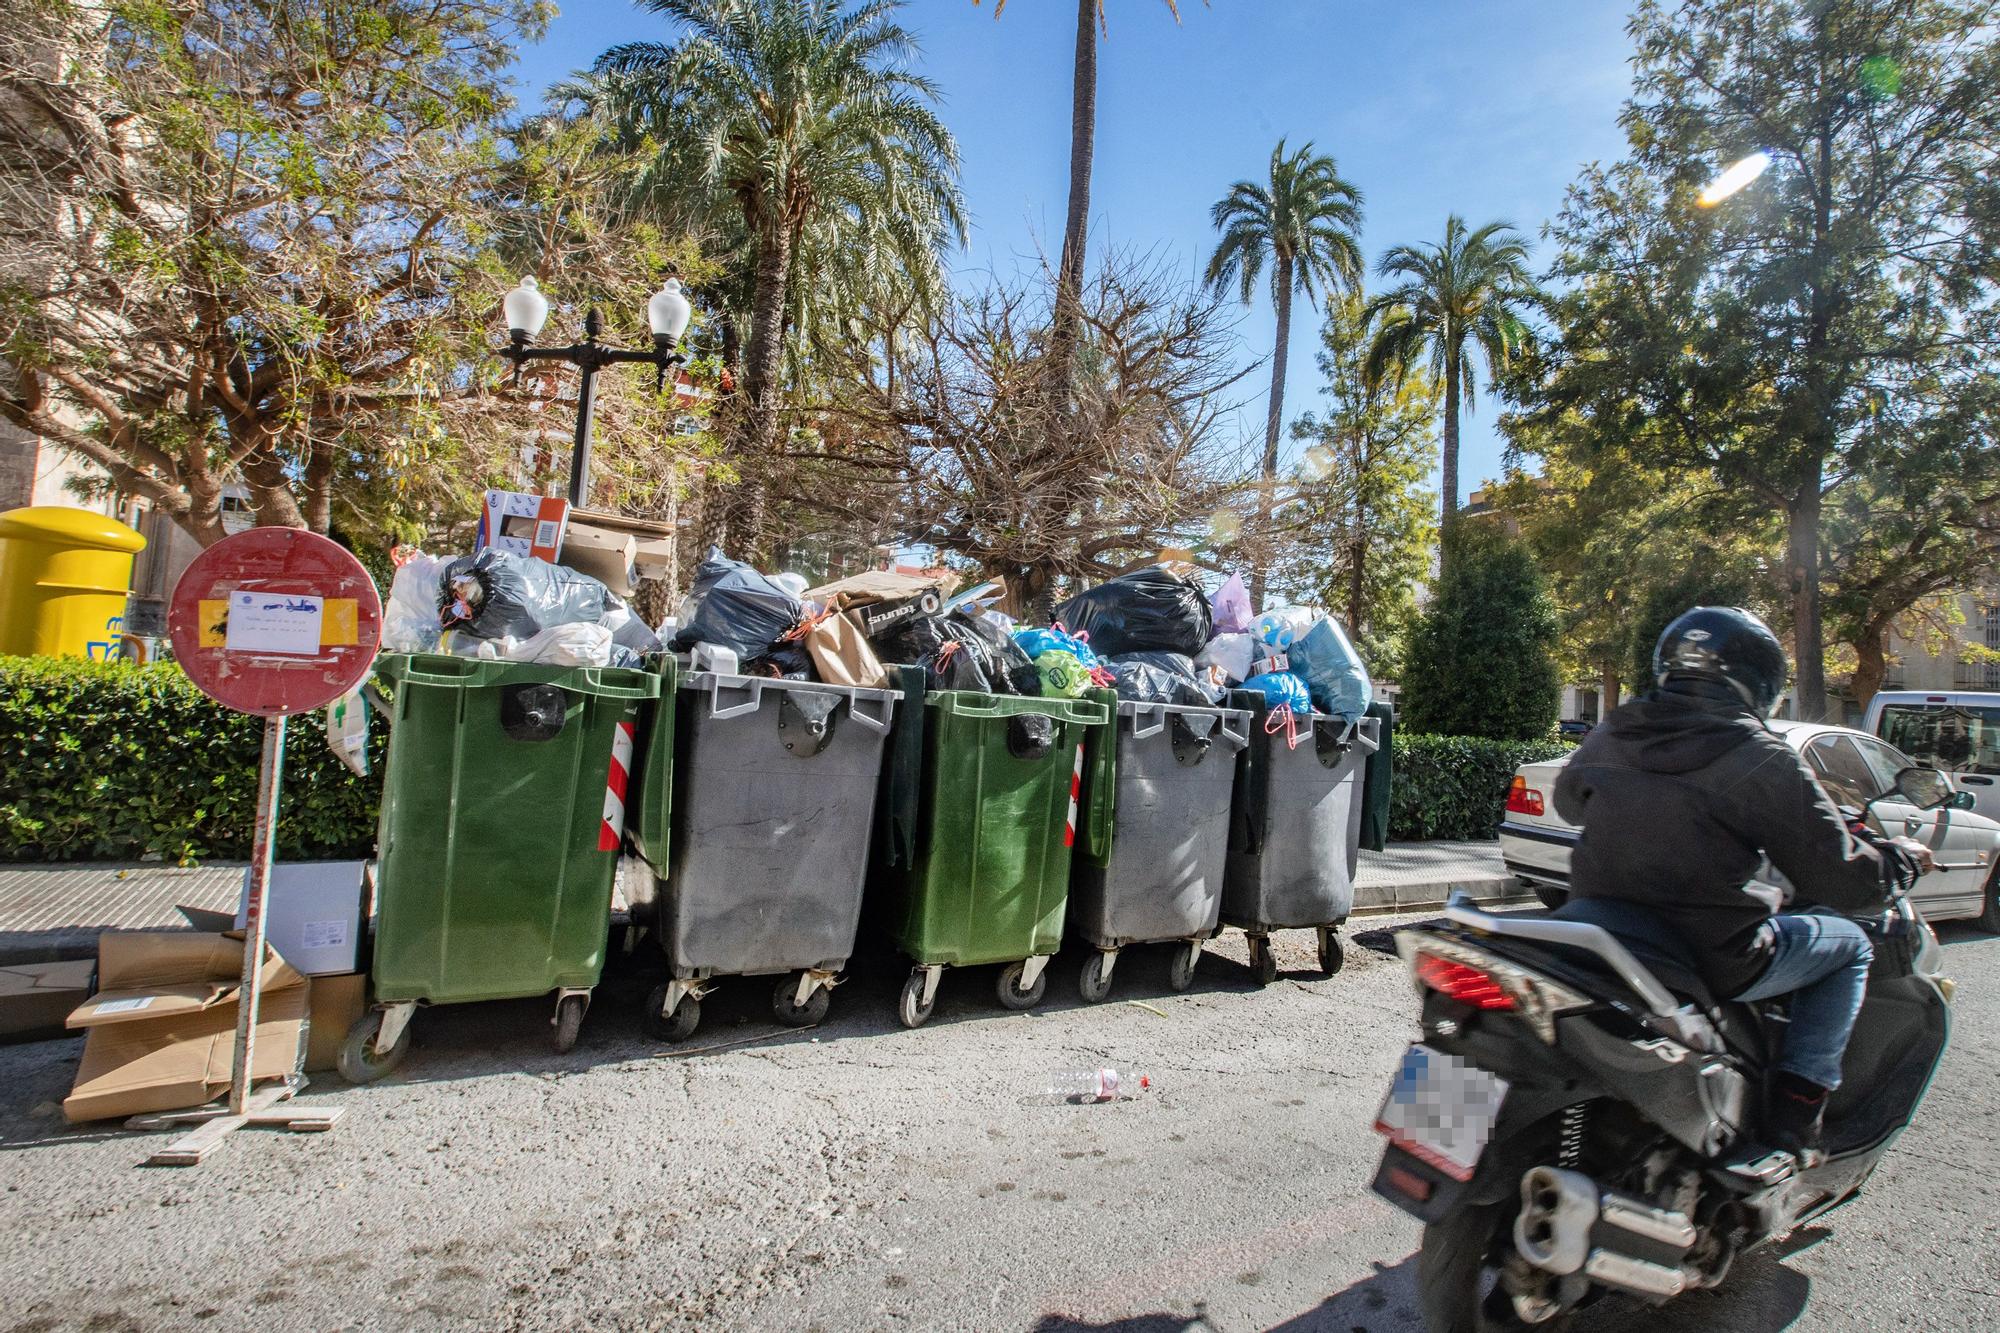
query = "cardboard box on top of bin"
xmin=478 ymin=490 xmax=569 ymax=562
xmin=805 ymin=570 xmax=960 ymax=641
xmin=561 ymin=508 xmax=677 ymax=597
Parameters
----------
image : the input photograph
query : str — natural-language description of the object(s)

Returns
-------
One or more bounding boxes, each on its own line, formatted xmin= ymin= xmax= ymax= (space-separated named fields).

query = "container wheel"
xmin=998 ymin=961 xmax=1047 ymax=1010
xmin=1534 ymin=882 xmax=1570 ymax=911
xmin=773 ymin=974 xmax=832 ymax=1027
xmin=553 ymin=994 xmax=588 ymax=1053
xmin=1079 ymin=952 xmax=1115 ymax=1004
xmin=643 ymin=984 xmax=701 ymax=1043
xmin=1316 ymin=927 xmax=1345 ymax=976
xmin=897 ymin=971 xmax=936 ymax=1029
xmin=336 ymin=1009 xmax=410 ymax=1085
xmin=1248 ymin=935 xmax=1278 ymax=986
xmin=1167 ymin=944 xmax=1199 ymax=992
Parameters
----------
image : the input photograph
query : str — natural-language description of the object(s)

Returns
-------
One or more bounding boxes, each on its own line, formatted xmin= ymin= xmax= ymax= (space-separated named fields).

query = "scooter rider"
xmin=1554 ymin=607 xmax=1932 ymax=1156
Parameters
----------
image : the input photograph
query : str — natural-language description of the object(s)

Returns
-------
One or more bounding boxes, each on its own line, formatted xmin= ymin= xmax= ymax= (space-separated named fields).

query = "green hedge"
xmin=1388 ymin=732 xmax=1573 ymax=842
xmin=0 ymin=656 xmax=384 ymax=863
xmin=1 ymin=656 xmax=1564 ymax=862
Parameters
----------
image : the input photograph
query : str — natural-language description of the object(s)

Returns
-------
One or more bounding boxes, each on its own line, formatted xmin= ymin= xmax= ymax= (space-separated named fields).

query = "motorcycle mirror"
xmin=1891 ymin=766 xmax=1954 ymax=811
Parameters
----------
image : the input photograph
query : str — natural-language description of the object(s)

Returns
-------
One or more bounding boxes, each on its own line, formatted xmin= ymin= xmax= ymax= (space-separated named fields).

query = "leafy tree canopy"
xmin=1400 ymin=520 xmax=1562 ymax=741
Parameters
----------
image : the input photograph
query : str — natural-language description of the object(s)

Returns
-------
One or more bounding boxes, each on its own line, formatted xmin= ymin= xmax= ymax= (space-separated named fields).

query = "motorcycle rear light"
xmin=1415 ymin=953 xmax=1515 ymax=1010
xmin=1385 ymin=1164 xmax=1434 ymax=1202
xmin=1398 ymin=932 xmax=1594 ymax=1042
xmin=1505 ymin=777 xmax=1545 ymax=816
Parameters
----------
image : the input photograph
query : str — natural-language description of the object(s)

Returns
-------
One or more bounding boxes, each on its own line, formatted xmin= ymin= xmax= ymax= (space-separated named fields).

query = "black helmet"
xmin=1653 ymin=607 xmax=1788 ymax=715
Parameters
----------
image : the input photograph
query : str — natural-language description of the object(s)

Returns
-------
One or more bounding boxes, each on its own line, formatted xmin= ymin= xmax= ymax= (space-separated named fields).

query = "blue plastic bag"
xmin=1240 ymin=670 xmax=1313 ymax=714
xmin=1015 ymin=625 xmax=1101 ymax=670
xmin=1253 ymin=606 xmax=1315 ymax=652
xmin=1290 ymin=618 xmax=1373 ymax=721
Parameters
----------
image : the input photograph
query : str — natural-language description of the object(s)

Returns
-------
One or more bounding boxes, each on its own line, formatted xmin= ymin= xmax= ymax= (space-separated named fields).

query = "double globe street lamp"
xmin=498 ymin=276 xmax=694 ymax=506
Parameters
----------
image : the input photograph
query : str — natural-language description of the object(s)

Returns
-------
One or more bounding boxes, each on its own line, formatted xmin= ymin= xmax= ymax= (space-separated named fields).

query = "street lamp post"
xmin=496 ymin=276 xmax=694 ymax=506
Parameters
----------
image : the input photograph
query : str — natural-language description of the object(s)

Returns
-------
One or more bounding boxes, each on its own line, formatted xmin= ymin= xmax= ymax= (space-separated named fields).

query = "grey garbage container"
xmin=1223 ymin=708 xmax=1381 ymax=984
xmin=643 ymin=672 xmax=899 ymax=1043
xmin=1069 ymin=699 xmax=1252 ymax=1002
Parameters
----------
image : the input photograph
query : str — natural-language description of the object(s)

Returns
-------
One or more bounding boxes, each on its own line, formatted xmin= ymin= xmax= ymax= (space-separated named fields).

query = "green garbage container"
xmin=339 ymin=652 xmax=661 ymax=1082
xmin=884 ymin=689 xmax=1109 ymax=1028
xmin=1360 ymin=701 xmax=1394 ymax=853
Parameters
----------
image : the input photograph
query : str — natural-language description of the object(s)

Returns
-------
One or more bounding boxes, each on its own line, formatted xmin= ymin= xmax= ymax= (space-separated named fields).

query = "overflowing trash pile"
xmin=385 ymin=541 xmax=1375 ymax=721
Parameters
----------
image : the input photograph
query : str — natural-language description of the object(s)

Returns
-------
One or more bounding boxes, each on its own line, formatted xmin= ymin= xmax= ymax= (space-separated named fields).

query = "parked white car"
xmin=1499 ymin=719 xmax=2000 ymax=930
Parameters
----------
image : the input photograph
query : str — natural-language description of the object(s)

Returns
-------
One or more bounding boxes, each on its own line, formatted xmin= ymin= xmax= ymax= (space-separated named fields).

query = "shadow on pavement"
xmin=1260 ymin=1246 xmax=1812 ymax=1332
xmin=1268 ymin=1253 xmax=1422 ymax=1330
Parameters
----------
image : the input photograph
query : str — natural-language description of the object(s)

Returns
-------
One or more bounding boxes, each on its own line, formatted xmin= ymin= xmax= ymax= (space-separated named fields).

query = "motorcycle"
xmin=1369 ymin=766 xmax=1965 ymax=1330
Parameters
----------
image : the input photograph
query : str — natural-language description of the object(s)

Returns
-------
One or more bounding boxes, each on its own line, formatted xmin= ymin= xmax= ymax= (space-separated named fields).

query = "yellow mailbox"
xmin=0 ymin=506 xmax=147 ymax=659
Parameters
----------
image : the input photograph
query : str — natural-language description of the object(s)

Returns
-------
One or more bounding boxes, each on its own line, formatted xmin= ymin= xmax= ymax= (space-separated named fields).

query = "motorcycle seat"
xmin=1544 ymin=899 xmax=1720 ymax=1011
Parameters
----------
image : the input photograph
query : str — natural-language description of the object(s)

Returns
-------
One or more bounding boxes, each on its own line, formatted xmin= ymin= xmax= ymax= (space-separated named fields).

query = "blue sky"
xmin=511 ymin=0 xmax=1640 ymax=506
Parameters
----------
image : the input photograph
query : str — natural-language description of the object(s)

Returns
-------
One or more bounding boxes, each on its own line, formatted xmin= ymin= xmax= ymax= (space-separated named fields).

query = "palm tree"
xmin=1204 ymin=139 xmax=1364 ymax=605
xmin=590 ymin=0 xmax=965 ymax=558
xmin=1362 ymin=215 xmax=1535 ymax=538
xmin=978 ymin=1 xmax=1185 ymax=406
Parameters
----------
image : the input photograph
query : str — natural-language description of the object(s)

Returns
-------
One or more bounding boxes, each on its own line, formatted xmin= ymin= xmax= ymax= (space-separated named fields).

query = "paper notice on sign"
xmin=225 ymin=590 xmax=323 ymax=655
xmin=300 ymin=919 xmax=349 ymax=952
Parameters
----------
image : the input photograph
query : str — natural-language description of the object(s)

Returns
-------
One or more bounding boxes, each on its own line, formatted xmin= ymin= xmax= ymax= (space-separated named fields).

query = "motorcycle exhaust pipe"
xmin=1514 ymin=1166 xmax=1697 ymax=1301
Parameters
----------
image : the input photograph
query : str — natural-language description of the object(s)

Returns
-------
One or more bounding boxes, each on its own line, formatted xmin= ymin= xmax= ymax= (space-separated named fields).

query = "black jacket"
xmin=1553 ymin=684 xmax=1895 ymax=997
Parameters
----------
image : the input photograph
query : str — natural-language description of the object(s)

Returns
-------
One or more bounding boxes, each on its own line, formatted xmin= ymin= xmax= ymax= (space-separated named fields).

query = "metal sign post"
xmin=231 ymin=715 xmax=286 ymax=1116
xmin=141 ymin=528 xmax=382 ymax=1166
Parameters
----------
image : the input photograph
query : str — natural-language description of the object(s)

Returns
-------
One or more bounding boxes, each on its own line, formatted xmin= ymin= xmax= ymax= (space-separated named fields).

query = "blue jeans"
xmin=1732 ymin=913 xmax=1873 ymax=1090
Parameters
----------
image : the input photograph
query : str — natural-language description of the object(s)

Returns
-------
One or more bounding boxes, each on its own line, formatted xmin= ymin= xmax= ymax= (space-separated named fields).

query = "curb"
xmin=1351 ymin=875 xmax=1535 ymax=917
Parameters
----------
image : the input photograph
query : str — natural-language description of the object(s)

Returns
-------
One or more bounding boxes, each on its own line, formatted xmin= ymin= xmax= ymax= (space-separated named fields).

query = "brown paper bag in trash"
xmin=806 ymin=611 xmax=889 ymax=688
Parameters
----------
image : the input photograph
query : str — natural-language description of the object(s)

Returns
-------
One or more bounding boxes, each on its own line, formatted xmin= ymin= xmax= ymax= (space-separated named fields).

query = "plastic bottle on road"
xmin=1043 ymin=1069 xmax=1151 ymax=1103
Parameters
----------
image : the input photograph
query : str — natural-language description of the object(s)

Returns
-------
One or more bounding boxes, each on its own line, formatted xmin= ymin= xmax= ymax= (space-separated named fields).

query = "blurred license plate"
xmin=1374 ymin=1044 xmax=1508 ymax=1182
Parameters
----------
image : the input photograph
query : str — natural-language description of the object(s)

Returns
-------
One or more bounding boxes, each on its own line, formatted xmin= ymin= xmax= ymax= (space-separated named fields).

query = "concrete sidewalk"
xmin=2 ymin=841 xmax=1526 ymax=963
xmin=0 ymin=862 xmax=243 ymax=963
xmin=1351 ymin=839 xmax=1529 ymax=914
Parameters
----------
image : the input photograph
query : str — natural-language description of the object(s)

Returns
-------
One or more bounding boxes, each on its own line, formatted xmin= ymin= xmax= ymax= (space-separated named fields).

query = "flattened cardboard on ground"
xmin=68 ymin=931 xmax=303 ymax=1028
xmin=304 ymin=973 xmax=367 ymax=1074
xmin=63 ymin=931 xmax=308 ymax=1123
xmin=234 ymin=860 xmax=366 ymax=976
xmin=0 ymin=959 xmax=95 ymax=1042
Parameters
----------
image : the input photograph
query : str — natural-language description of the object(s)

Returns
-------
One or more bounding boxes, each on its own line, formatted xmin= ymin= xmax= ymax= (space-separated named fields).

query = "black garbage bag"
xmin=1107 ymin=651 xmax=1221 ymax=707
xmin=872 ymin=613 xmax=999 ymax=691
xmin=745 ymin=641 xmax=816 ymax=681
xmin=668 ymin=549 xmax=804 ymax=662
xmin=949 ymin=610 xmax=1039 ymax=696
xmin=1053 ymin=567 xmax=1212 ymax=658
xmin=439 ymin=549 xmax=610 ymax=641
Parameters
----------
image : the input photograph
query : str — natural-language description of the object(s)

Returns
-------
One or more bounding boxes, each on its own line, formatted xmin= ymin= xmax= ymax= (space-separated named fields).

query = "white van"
xmin=1863 ymin=691 xmax=2000 ymax=824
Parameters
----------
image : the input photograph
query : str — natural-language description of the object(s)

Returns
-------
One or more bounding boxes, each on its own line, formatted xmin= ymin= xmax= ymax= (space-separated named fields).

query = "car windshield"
xmin=1878 ymin=704 xmax=2000 ymax=776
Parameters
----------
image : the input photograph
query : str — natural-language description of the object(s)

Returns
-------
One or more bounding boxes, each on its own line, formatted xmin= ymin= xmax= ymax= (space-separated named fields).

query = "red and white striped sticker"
xmin=598 ymin=719 xmax=636 ymax=851
xmin=1063 ymin=742 xmax=1084 ymax=848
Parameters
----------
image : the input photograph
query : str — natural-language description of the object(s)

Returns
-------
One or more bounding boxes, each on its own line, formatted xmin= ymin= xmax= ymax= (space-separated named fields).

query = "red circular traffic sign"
xmin=168 ymin=528 xmax=382 ymax=717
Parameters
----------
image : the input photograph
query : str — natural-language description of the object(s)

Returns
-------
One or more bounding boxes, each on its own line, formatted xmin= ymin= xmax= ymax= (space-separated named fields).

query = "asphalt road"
xmin=1 ymin=916 xmax=1996 ymax=1332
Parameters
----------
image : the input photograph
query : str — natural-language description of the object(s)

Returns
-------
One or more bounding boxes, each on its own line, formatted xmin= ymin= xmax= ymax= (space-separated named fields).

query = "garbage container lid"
xmin=0 ymin=505 xmax=146 ymax=553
